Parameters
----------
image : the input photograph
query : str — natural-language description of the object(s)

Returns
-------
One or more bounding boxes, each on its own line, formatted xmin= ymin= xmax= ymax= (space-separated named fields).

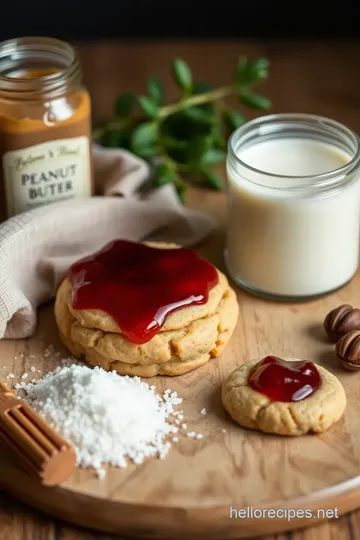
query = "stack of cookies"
xmin=55 ymin=242 xmax=239 ymax=377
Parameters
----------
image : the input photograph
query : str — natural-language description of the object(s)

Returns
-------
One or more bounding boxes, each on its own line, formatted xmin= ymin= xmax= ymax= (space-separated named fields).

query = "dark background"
xmin=1 ymin=1 xmax=360 ymax=40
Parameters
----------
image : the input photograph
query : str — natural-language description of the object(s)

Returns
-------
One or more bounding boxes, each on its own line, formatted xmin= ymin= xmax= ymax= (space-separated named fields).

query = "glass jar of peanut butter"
xmin=0 ymin=36 xmax=93 ymax=220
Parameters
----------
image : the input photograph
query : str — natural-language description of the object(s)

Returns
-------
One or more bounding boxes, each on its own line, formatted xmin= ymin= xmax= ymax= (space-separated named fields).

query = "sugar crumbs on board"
xmin=18 ymin=364 xmax=187 ymax=477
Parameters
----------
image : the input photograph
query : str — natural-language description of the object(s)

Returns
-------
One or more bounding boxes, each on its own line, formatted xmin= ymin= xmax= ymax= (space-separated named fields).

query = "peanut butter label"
xmin=2 ymin=136 xmax=91 ymax=217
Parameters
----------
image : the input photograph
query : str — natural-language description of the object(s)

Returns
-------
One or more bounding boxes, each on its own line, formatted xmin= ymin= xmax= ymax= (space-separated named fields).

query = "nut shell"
xmin=336 ymin=330 xmax=360 ymax=371
xmin=324 ymin=304 xmax=360 ymax=342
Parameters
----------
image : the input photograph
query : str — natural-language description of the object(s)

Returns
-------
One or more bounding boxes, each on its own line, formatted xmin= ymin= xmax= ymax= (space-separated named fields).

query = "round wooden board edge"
xmin=2 ymin=462 xmax=360 ymax=538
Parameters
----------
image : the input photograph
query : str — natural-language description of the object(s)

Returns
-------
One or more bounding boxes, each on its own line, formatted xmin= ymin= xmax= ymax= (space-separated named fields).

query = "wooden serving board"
xmin=1 ymin=190 xmax=360 ymax=539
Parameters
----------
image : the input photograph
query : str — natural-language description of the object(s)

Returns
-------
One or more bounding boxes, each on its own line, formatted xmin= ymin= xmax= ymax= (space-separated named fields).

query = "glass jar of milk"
xmin=225 ymin=113 xmax=360 ymax=300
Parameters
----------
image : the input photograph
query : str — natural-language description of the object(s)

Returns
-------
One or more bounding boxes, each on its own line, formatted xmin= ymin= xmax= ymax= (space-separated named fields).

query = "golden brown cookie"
xmin=55 ymin=242 xmax=239 ymax=376
xmin=221 ymin=359 xmax=346 ymax=435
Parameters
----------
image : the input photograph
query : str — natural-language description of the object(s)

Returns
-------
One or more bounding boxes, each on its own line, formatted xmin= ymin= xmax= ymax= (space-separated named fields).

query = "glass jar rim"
xmin=228 ymin=113 xmax=360 ymax=190
xmin=0 ymin=36 xmax=81 ymax=99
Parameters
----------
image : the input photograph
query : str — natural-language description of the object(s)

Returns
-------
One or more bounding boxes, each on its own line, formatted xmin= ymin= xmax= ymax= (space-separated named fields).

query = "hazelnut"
xmin=324 ymin=304 xmax=360 ymax=342
xmin=336 ymin=330 xmax=360 ymax=371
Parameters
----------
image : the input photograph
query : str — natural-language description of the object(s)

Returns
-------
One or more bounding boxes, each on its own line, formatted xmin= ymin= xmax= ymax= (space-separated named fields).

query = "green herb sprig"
xmin=93 ymin=57 xmax=270 ymax=201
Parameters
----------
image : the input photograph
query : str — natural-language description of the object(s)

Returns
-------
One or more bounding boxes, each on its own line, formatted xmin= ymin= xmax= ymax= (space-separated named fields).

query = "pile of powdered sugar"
xmin=19 ymin=364 xmax=184 ymax=477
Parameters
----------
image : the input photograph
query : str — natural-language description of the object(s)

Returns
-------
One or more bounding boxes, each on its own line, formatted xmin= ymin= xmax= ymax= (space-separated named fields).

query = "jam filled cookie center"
xmin=248 ymin=356 xmax=321 ymax=402
xmin=69 ymin=240 xmax=219 ymax=344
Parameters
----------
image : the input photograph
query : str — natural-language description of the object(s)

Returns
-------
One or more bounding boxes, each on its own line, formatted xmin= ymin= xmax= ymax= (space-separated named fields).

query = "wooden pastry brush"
xmin=0 ymin=380 xmax=76 ymax=486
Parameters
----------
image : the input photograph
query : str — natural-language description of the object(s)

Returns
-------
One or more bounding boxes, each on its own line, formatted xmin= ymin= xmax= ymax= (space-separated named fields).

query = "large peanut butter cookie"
xmin=222 ymin=359 xmax=346 ymax=435
xmin=55 ymin=242 xmax=239 ymax=377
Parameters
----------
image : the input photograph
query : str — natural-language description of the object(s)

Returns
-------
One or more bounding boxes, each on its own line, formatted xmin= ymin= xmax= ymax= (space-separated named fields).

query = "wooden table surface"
xmin=2 ymin=39 xmax=360 ymax=540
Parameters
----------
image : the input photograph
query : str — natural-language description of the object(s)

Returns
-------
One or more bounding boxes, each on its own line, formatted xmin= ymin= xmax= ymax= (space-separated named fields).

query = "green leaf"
xmin=172 ymin=58 xmax=192 ymax=91
xmin=183 ymin=106 xmax=215 ymax=124
xmin=200 ymin=148 xmax=226 ymax=166
xmin=247 ymin=58 xmax=269 ymax=81
xmin=177 ymin=185 xmax=187 ymax=203
xmin=224 ymin=110 xmax=247 ymax=131
xmin=211 ymin=125 xmax=226 ymax=149
xmin=115 ymin=92 xmax=136 ymax=116
xmin=187 ymin=135 xmax=212 ymax=162
xmin=137 ymin=146 xmax=158 ymax=158
xmin=138 ymin=96 xmax=159 ymax=119
xmin=103 ymin=130 xmax=128 ymax=148
xmin=152 ymin=163 xmax=175 ymax=187
xmin=160 ymin=109 xmax=210 ymax=147
xmin=130 ymin=122 xmax=156 ymax=153
xmin=201 ymin=169 xmax=224 ymax=191
xmin=238 ymin=89 xmax=271 ymax=110
xmin=160 ymin=136 xmax=188 ymax=149
xmin=147 ymin=77 xmax=163 ymax=105
xmin=236 ymin=57 xmax=269 ymax=85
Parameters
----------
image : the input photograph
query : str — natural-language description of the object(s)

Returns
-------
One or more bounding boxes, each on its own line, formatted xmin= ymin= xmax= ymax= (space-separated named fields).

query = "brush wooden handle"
xmin=0 ymin=381 xmax=76 ymax=486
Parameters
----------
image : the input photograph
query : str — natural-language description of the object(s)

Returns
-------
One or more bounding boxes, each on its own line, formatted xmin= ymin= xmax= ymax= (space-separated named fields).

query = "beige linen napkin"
xmin=0 ymin=144 xmax=216 ymax=339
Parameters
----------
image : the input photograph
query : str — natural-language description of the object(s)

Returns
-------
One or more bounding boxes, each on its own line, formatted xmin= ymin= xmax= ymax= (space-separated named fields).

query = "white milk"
xmin=226 ymin=137 xmax=360 ymax=298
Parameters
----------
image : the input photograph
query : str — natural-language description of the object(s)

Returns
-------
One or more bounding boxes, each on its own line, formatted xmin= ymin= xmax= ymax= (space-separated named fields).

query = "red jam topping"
xmin=248 ymin=356 xmax=321 ymax=402
xmin=68 ymin=239 xmax=219 ymax=344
